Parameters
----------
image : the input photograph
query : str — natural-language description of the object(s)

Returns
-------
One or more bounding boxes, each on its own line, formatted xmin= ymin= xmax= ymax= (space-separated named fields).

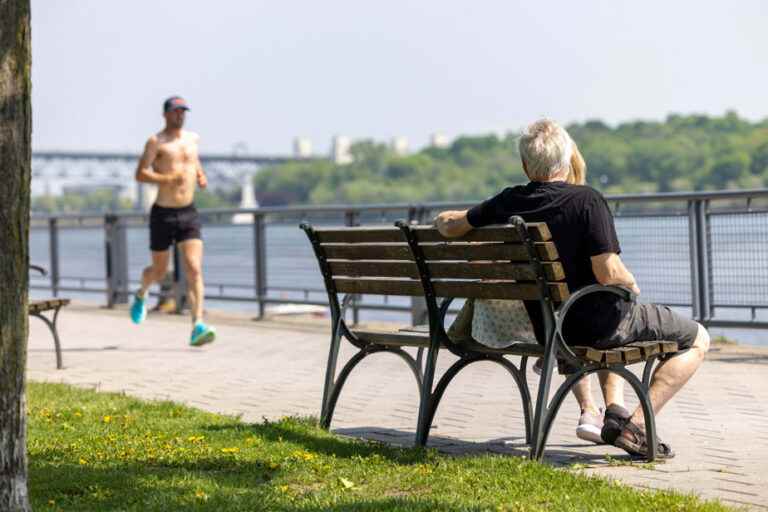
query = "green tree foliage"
xmin=32 ymin=187 xmax=239 ymax=214
xmin=32 ymin=189 xmax=133 ymax=214
xmin=254 ymin=112 xmax=768 ymax=205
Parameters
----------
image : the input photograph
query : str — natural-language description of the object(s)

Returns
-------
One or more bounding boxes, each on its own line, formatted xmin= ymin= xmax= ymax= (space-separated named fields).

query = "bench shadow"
xmin=333 ymin=426 xmax=636 ymax=468
xmin=201 ymin=420 xmax=430 ymax=465
xmin=203 ymin=420 xmax=632 ymax=468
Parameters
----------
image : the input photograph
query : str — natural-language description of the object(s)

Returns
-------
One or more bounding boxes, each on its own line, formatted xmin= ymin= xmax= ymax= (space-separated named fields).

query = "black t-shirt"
xmin=466 ymin=181 xmax=629 ymax=346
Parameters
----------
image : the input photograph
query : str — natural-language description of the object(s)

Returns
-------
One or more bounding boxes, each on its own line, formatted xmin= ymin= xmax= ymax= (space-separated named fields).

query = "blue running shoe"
xmin=190 ymin=322 xmax=216 ymax=347
xmin=130 ymin=294 xmax=147 ymax=324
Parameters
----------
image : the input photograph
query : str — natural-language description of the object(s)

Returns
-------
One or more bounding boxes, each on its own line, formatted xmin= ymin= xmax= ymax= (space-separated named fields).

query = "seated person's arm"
xmin=591 ymin=252 xmax=641 ymax=295
xmin=435 ymin=209 xmax=473 ymax=238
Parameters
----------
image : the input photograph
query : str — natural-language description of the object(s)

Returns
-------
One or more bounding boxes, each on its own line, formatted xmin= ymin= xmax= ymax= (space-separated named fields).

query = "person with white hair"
xmin=436 ymin=119 xmax=710 ymax=459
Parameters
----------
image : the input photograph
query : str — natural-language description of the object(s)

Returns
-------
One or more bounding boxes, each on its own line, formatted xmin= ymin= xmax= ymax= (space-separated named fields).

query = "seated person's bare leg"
xmin=598 ymin=370 xmax=625 ymax=408
xmin=138 ymin=250 xmax=170 ymax=298
xmin=572 ymin=376 xmax=598 ymax=414
xmin=625 ymin=324 xmax=710 ymax=433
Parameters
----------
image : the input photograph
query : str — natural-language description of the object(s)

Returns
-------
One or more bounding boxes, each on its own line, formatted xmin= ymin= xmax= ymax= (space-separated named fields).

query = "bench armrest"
xmin=30 ymin=264 xmax=48 ymax=276
xmin=554 ymin=284 xmax=637 ymax=364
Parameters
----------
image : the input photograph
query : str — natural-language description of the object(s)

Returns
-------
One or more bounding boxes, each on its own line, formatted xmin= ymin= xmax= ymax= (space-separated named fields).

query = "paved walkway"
xmin=27 ymin=302 xmax=768 ymax=510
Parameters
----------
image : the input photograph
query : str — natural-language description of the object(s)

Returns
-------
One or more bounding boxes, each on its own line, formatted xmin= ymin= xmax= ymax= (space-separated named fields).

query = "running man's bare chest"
xmin=156 ymin=140 xmax=198 ymax=166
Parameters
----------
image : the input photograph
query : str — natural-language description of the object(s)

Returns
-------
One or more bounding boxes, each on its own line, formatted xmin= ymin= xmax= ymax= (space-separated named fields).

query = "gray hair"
xmin=518 ymin=119 xmax=573 ymax=181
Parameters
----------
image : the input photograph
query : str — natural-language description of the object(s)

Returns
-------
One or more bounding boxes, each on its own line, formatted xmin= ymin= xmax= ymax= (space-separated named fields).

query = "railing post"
xmin=690 ymin=199 xmax=713 ymax=324
xmin=173 ymin=243 xmax=188 ymax=314
xmin=698 ymin=200 xmax=714 ymax=321
xmin=48 ymin=217 xmax=60 ymax=297
xmin=104 ymin=214 xmax=129 ymax=307
xmin=345 ymin=209 xmax=361 ymax=324
xmin=253 ymin=213 xmax=267 ymax=319
xmin=688 ymin=200 xmax=701 ymax=322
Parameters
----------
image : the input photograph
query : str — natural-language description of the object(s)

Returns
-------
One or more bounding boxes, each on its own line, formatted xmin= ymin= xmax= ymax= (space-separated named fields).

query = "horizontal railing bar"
xmin=29 ymin=188 xmax=768 ymax=222
xmin=703 ymin=320 xmax=768 ymax=329
xmin=711 ymin=304 xmax=768 ymax=309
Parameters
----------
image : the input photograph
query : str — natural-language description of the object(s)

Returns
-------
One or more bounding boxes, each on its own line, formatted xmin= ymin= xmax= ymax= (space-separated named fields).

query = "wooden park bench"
xmin=29 ymin=265 xmax=69 ymax=369
xmin=301 ymin=217 xmax=680 ymax=461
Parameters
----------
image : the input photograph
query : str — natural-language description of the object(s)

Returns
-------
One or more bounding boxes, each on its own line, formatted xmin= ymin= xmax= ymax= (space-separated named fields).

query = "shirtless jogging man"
xmin=130 ymin=96 xmax=216 ymax=346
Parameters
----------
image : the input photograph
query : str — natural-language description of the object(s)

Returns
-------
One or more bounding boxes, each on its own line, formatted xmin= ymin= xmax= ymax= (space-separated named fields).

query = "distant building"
xmin=429 ymin=132 xmax=450 ymax=149
xmin=293 ymin=137 xmax=313 ymax=158
xmin=391 ymin=136 xmax=409 ymax=156
xmin=331 ymin=135 xmax=353 ymax=165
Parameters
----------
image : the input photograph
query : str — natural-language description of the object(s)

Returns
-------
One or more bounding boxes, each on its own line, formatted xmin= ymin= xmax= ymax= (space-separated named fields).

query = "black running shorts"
xmin=149 ymin=204 xmax=202 ymax=252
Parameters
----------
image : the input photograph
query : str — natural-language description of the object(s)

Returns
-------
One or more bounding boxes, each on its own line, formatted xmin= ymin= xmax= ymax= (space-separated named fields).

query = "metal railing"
xmin=29 ymin=188 xmax=768 ymax=330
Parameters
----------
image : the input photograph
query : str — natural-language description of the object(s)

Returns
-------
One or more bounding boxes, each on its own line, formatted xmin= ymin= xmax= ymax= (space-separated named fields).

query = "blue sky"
xmin=32 ymin=0 xmax=767 ymax=155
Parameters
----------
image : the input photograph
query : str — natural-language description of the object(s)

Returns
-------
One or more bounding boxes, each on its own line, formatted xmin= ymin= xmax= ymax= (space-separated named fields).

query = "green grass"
xmin=27 ymin=382 xmax=732 ymax=512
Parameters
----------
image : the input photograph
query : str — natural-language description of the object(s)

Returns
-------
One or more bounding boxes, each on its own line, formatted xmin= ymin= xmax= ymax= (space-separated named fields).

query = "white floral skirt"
xmin=471 ymin=299 xmax=537 ymax=348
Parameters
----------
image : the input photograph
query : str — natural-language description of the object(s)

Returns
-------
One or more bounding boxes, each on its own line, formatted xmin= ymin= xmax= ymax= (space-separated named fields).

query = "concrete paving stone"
xmin=26 ymin=302 xmax=768 ymax=509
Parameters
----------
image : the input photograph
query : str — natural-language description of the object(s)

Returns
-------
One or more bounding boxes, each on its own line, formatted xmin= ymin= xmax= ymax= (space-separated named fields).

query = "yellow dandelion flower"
xmin=102 ymin=415 xmax=111 ymax=423
xmin=79 ymin=458 xmax=88 ymax=465
xmin=279 ymin=485 xmax=289 ymax=493
xmin=194 ymin=489 xmax=208 ymax=501
xmin=221 ymin=447 xmax=240 ymax=454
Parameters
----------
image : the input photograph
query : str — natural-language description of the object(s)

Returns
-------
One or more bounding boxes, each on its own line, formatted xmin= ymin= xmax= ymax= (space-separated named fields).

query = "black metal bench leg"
xmin=611 ymin=366 xmax=658 ymax=462
xmin=415 ymin=347 xmax=425 ymax=385
xmin=322 ymin=348 xmax=374 ymax=429
xmin=31 ymin=308 xmax=64 ymax=369
xmin=415 ymin=344 xmax=439 ymax=447
xmin=530 ymin=349 xmax=557 ymax=460
xmin=420 ymin=356 xmax=476 ymax=444
xmin=535 ymin=369 xmax=590 ymax=460
xmin=320 ymin=319 xmax=344 ymax=429
xmin=518 ymin=356 xmax=533 ymax=445
xmin=642 ymin=356 xmax=658 ymax=390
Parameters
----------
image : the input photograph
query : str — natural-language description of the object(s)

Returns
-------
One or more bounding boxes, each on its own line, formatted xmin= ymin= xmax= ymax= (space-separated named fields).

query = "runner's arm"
xmin=135 ymin=137 xmax=178 ymax=184
xmin=195 ymin=156 xmax=207 ymax=189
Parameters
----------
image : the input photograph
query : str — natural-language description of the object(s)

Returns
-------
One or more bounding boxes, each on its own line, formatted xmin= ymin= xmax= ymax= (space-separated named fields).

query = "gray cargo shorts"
xmin=593 ymin=302 xmax=700 ymax=351
xmin=558 ymin=303 xmax=699 ymax=374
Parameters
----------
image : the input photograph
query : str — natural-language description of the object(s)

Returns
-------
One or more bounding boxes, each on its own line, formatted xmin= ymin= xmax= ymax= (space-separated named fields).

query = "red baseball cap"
xmin=163 ymin=96 xmax=190 ymax=113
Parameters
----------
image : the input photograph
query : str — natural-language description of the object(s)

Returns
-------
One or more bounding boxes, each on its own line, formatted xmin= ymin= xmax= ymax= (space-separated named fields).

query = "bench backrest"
xmin=301 ymin=218 xmax=569 ymax=306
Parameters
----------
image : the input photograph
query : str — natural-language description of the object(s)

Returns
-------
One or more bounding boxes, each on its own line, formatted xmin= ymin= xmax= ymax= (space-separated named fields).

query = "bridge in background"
xmin=31 ymin=150 xmax=326 ymax=206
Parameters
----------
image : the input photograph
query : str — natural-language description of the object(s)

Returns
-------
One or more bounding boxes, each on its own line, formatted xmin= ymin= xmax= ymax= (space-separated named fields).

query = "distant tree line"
xmin=254 ymin=112 xmax=768 ymax=206
xmin=32 ymin=187 xmax=240 ymax=214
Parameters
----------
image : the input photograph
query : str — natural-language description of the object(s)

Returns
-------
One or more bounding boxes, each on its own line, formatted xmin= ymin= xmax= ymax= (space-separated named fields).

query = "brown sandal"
xmin=613 ymin=421 xmax=675 ymax=460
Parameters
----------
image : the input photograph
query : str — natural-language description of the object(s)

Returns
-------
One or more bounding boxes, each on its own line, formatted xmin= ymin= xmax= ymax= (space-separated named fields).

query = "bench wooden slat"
xmin=615 ymin=346 xmax=643 ymax=364
xmin=412 ymin=224 xmax=552 ymax=243
xmin=322 ymin=241 xmax=559 ymax=262
xmin=313 ymin=223 xmax=552 ymax=244
xmin=335 ymin=278 xmax=422 ymax=296
xmin=28 ymin=299 xmax=70 ymax=313
xmin=572 ymin=341 xmax=678 ymax=365
xmin=421 ymin=242 xmax=558 ymax=262
xmin=322 ymin=244 xmax=411 ymax=260
xmin=328 ymin=260 xmax=565 ymax=281
xmin=604 ymin=349 xmax=623 ymax=364
xmin=630 ymin=341 xmax=661 ymax=359
xmin=334 ymin=278 xmax=569 ymax=301
xmin=433 ymin=281 xmax=569 ymax=301
xmin=350 ymin=327 xmax=431 ymax=347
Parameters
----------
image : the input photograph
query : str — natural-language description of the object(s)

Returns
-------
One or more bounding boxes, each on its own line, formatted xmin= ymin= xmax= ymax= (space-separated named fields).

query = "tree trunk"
xmin=0 ymin=1 xmax=32 ymax=511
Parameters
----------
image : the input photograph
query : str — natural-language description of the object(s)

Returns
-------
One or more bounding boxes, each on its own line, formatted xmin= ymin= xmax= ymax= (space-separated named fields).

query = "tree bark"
xmin=0 ymin=1 xmax=32 ymax=511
